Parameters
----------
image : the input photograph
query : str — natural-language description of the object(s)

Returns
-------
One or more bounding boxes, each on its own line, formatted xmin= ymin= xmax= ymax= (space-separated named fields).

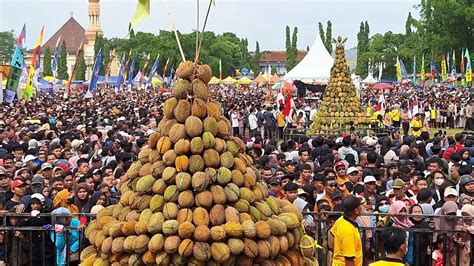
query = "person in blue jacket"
xmin=50 ymin=207 xmax=81 ymax=265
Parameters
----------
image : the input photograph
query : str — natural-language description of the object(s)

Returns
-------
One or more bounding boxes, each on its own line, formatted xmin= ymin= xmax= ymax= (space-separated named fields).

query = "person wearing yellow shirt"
xmin=390 ymin=107 xmax=401 ymax=127
xmin=330 ymin=195 xmax=363 ymax=266
xmin=370 ymin=227 xmax=407 ymax=266
xmin=430 ymin=105 xmax=437 ymax=129
xmin=276 ymin=106 xmax=286 ymax=140
xmin=410 ymin=113 xmax=423 ymax=137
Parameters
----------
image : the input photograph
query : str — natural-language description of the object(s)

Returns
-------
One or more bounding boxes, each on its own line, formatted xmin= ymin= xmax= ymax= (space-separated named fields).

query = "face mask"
xmin=379 ymin=205 xmax=390 ymax=213
xmin=434 ymin=179 xmax=444 ymax=186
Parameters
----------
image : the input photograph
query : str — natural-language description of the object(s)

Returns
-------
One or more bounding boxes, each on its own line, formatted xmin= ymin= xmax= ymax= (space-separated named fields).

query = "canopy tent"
xmin=237 ymin=77 xmax=253 ymax=85
xmin=362 ymin=73 xmax=377 ymax=84
xmin=221 ymin=76 xmax=237 ymax=85
xmin=283 ymin=33 xmax=333 ymax=83
xmin=255 ymin=73 xmax=280 ymax=87
xmin=208 ymin=76 xmax=221 ymax=85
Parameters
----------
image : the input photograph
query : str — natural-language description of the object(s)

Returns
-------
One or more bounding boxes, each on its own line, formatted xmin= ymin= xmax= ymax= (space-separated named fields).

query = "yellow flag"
xmin=212 ymin=0 xmax=216 ymax=5
xmin=130 ymin=0 xmax=150 ymax=31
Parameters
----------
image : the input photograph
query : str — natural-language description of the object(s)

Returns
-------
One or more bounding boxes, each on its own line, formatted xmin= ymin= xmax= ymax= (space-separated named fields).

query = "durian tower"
xmin=80 ymin=61 xmax=319 ymax=265
xmin=309 ymin=36 xmax=369 ymax=135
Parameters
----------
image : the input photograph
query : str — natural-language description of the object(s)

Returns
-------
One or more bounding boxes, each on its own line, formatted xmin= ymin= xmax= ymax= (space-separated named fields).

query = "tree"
xmin=75 ymin=50 xmax=86 ymax=80
xmin=318 ymin=22 xmax=325 ymax=46
xmin=252 ymin=41 xmax=261 ymax=75
xmin=325 ymin=21 xmax=333 ymax=54
xmin=355 ymin=21 xmax=370 ymax=77
xmin=43 ymin=46 xmax=53 ymax=76
xmin=57 ymin=40 xmax=69 ymax=80
xmin=0 ymin=30 xmax=15 ymax=65
xmin=285 ymin=27 xmax=298 ymax=71
xmin=306 ymin=45 xmax=310 ymax=51
xmin=405 ymin=12 xmax=413 ymax=34
xmin=285 ymin=26 xmax=291 ymax=53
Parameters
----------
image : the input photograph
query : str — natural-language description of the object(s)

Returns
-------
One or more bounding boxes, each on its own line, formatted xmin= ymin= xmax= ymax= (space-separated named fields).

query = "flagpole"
xmin=164 ymin=0 xmax=186 ymax=62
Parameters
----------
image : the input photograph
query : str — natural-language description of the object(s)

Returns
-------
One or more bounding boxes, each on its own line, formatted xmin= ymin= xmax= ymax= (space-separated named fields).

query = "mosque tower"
xmin=84 ymin=0 xmax=103 ymax=78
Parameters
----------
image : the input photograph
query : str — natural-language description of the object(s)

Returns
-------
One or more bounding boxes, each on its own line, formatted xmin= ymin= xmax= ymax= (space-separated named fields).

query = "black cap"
xmin=284 ymin=160 xmax=297 ymax=166
xmin=269 ymin=177 xmax=281 ymax=185
xmin=416 ymin=188 xmax=433 ymax=202
xmin=376 ymin=195 xmax=389 ymax=206
xmin=342 ymin=195 xmax=361 ymax=212
xmin=330 ymin=191 xmax=343 ymax=201
xmin=92 ymin=155 xmax=102 ymax=162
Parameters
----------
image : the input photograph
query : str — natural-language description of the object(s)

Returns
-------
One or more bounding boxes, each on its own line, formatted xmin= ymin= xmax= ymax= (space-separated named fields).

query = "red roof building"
xmin=259 ymin=50 xmax=308 ymax=75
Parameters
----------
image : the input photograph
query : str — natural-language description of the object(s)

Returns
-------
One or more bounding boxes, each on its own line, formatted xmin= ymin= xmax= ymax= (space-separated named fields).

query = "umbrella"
xmin=238 ymin=77 xmax=253 ymax=85
xmin=372 ymin=82 xmax=394 ymax=90
xmin=158 ymin=87 xmax=170 ymax=93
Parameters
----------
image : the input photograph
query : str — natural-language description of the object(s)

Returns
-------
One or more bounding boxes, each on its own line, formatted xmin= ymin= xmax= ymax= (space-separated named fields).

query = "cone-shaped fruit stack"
xmin=81 ymin=61 xmax=318 ymax=265
xmin=310 ymin=36 xmax=370 ymax=134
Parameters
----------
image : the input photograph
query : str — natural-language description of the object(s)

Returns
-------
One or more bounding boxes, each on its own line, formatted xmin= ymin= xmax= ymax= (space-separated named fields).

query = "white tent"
xmin=362 ymin=72 xmax=377 ymax=84
xmin=283 ymin=34 xmax=333 ymax=83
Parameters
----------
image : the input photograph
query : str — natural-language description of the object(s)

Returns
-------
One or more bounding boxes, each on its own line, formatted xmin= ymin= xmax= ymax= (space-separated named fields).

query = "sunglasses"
xmin=336 ymin=168 xmax=346 ymax=171
xmin=379 ymin=202 xmax=389 ymax=206
xmin=327 ymin=183 xmax=337 ymax=188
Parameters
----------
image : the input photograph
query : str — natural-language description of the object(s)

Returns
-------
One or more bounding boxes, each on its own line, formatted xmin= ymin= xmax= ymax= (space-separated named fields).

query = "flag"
xmin=451 ymin=50 xmax=457 ymax=78
xmin=441 ymin=55 xmax=448 ymax=81
xmin=162 ymin=58 xmax=170 ymax=77
xmin=376 ymin=93 xmax=385 ymax=115
xmin=115 ymin=53 xmax=127 ymax=89
xmin=399 ymin=59 xmax=408 ymax=80
xmin=146 ymin=55 xmax=160 ymax=87
xmin=411 ymin=98 xmax=419 ymax=118
xmin=466 ymin=49 xmax=472 ymax=82
xmin=212 ymin=0 xmax=216 ymax=5
xmin=104 ymin=48 xmax=116 ymax=81
xmin=130 ymin=0 xmax=150 ymax=31
xmin=52 ymin=36 xmax=61 ymax=79
xmin=32 ymin=49 xmax=42 ymax=90
xmin=276 ymin=87 xmax=285 ymax=107
xmin=420 ymin=54 xmax=425 ymax=83
xmin=166 ymin=67 xmax=175 ymax=87
xmin=219 ymin=58 xmax=222 ymax=80
xmin=65 ymin=41 xmax=84 ymax=98
xmin=140 ymin=53 xmax=151 ymax=85
xmin=5 ymin=46 xmax=24 ymax=103
xmin=24 ymin=26 xmax=44 ymax=100
xmin=133 ymin=70 xmax=143 ymax=85
xmin=87 ymin=49 xmax=102 ymax=95
xmin=395 ymin=57 xmax=402 ymax=82
xmin=128 ymin=56 xmax=136 ymax=87
xmin=461 ymin=48 xmax=465 ymax=74
xmin=16 ymin=24 xmax=26 ymax=46
xmin=430 ymin=59 xmax=438 ymax=81
xmin=412 ymin=55 xmax=416 ymax=84
xmin=447 ymin=51 xmax=450 ymax=73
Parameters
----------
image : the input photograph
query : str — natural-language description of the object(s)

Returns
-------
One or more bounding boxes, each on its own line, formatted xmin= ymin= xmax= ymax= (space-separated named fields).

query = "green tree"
xmin=325 ymin=20 xmax=333 ymax=54
xmin=285 ymin=27 xmax=298 ymax=71
xmin=285 ymin=26 xmax=291 ymax=53
xmin=355 ymin=21 xmax=370 ymax=77
xmin=75 ymin=50 xmax=86 ymax=80
xmin=0 ymin=30 xmax=15 ymax=65
xmin=318 ymin=22 xmax=325 ymax=46
xmin=252 ymin=41 xmax=261 ymax=75
xmin=42 ymin=46 xmax=53 ymax=76
xmin=406 ymin=12 xmax=413 ymax=34
xmin=57 ymin=40 xmax=69 ymax=80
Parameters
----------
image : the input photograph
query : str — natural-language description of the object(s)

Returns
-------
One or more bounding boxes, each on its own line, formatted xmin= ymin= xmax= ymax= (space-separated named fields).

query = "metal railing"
xmin=0 ymin=212 xmax=95 ymax=266
xmin=304 ymin=211 xmax=474 ymax=266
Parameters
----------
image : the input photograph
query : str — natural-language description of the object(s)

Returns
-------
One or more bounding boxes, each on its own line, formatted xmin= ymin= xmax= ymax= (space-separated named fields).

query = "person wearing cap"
xmin=268 ymin=177 xmax=285 ymax=199
xmin=330 ymin=195 xmax=363 ymax=266
xmin=359 ymin=176 xmax=379 ymax=206
xmin=370 ymin=227 xmax=407 ymax=266
xmin=333 ymin=161 xmax=350 ymax=197
xmin=385 ymin=178 xmax=408 ymax=203
xmin=40 ymin=163 xmax=53 ymax=179
xmin=0 ymin=166 xmax=13 ymax=202
xmin=346 ymin=167 xmax=364 ymax=194
xmin=90 ymin=155 xmax=103 ymax=170
xmin=459 ymin=174 xmax=474 ymax=198
xmin=6 ymin=180 xmax=26 ymax=210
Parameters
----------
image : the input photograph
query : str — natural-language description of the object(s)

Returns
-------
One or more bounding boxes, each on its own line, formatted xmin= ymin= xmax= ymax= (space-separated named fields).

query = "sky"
xmin=0 ymin=0 xmax=419 ymax=51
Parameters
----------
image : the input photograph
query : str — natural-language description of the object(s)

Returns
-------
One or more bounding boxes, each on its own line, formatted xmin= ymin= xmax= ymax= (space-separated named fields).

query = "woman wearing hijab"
xmin=387 ymin=200 xmax=414 ymax=228
xmin=82 ymin=191 xmax=107 ymax=213
xmin=434 ymin=201 xmax=460 ymax=266
xmin=73 ymin=183 xmax=90 ymax=212
xmin=406 ymin=204 xmax=431 ymax=266
xmin=458 ymin=204 xmax=474 ymax=266
xmin=53 ymin=189 xmax=79 ymax=214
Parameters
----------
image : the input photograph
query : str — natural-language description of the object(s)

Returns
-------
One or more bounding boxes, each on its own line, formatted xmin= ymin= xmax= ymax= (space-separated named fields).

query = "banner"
xmin=65 ymin=41 xmax=84 ymax=98
xmin=128 ymin=56 xmax=136 ymax=86
xmin=395 ymin=57 xmax=402 ymax=82
xmin=104 ymin=49 xmax=116 ymax=83
xmin=115 ymin=53 xmax=126 ymax=89
xmin=219 ymin=58 xmax=222 ymax=80
xmin=451 ymin=50 xmax=457 ymax=78
xmin=412 ymin=55 xmax=416 ymax=84
xmin=86 ymin=49 xmax=102 ymax=97
xmin=5 ymin=46 xmax=25 ymax=103
xmin=441 ymin=55 xmax=448 ymax=81
xmin=399 ymin=59 xmax=408 ymax=80
xmin=52 ymin=36 xmax=61 ymax=80
xmin=420 ymin=54 xmax=425 ymax=83
xmin=466 ymin=49 xmax=472 ymax=82
xmin=0 ymin=73 xmax=3 ymax=103
xmin=16 ymin=24 xmax=26 ymax=46
xmin=24 ymin=26 xmax=44 ymax=100
xmin=130 ymin=0 xmax=150 ymax=31
xmin=430 ymin=59 xmax=438 ymax=81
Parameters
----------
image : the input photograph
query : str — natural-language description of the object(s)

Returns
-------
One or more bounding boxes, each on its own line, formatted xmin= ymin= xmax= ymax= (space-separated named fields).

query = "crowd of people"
xmin=0 ymin=82 xmax=472 ymax=265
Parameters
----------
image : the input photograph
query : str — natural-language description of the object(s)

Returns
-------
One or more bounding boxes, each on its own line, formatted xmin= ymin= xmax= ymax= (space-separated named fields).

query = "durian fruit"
xmin=308 ymin=35 xmax=370 ymax=134
xmin=81 ymin=62 xmax=311 ymax=265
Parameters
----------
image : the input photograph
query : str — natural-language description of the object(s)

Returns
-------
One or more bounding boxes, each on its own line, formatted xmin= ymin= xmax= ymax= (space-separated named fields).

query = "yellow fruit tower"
xmin=309 ymin=36 xmax=370 ymax=135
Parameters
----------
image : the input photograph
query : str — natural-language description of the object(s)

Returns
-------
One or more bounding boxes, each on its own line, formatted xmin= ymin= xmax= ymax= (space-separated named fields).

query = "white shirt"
xmin=248 ymin=113 xmax=258 ymax=130
xmin=231 ymin=113 xmax=239 ymax=127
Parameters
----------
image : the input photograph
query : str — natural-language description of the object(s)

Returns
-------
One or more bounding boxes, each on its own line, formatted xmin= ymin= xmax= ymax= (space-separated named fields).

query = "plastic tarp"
xmin=283 ymin=34 xmax=333 ymax=83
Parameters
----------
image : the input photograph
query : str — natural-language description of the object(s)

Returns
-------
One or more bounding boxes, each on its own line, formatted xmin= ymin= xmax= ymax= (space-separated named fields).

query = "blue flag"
xmin=115 ymin=53 xmax=126 ymax=89
xmin=52 ymin=36 xmax=61 ymax=79
xmin=146 ymin=57 xmax=160 ymax=87
xmin=87 ymin=49 xmax=102 ymax=94
xmin=128 ymin=56 xmax=136 ymax=85
xmin=399 ymin=59 xmax=409 ymax=80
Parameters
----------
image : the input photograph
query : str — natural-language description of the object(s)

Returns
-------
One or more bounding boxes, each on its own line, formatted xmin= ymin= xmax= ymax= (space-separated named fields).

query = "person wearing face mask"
xmin=406 ymin=204 xmax=432 ymax=266
xmin=370 ymin=227 xmax=407 ymax=266
xmin=430 ymin=170 xmax=447 ymax=203
xmin=17 ymin=176 xmax=54 ymax=212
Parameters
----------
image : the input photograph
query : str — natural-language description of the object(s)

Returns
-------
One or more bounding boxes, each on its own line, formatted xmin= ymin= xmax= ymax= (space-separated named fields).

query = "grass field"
xmin=427 ymin=128 xmax=464 ymax=137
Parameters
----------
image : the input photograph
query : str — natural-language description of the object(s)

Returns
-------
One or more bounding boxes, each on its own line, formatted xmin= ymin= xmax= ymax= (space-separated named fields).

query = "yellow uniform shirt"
xmin=390 ymin=109 xmax=400 ymax=122
xmin=410 ymin=119 xmax=422 ymax=136
xmin=370 ymin=258 xmax=404 ymax=266
xmin=430 ymin=109 xmax=437 ymax=119
xmin=330 ymin=216 xmax=363 ymax=266
xmin=276 ymin=111 xmax=286 ymax=127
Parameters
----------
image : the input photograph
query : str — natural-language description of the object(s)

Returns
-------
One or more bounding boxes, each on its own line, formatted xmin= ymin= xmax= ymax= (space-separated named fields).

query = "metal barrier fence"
xmin=0 ymin=211 xmax=473 ymax=265
xmin=0 ymin=212 xmax=95 ymax=266
xmin=304 ymin=211 xmax=474 ymax=266
xmin=283 ymin=127 xmax=391 ymax=142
